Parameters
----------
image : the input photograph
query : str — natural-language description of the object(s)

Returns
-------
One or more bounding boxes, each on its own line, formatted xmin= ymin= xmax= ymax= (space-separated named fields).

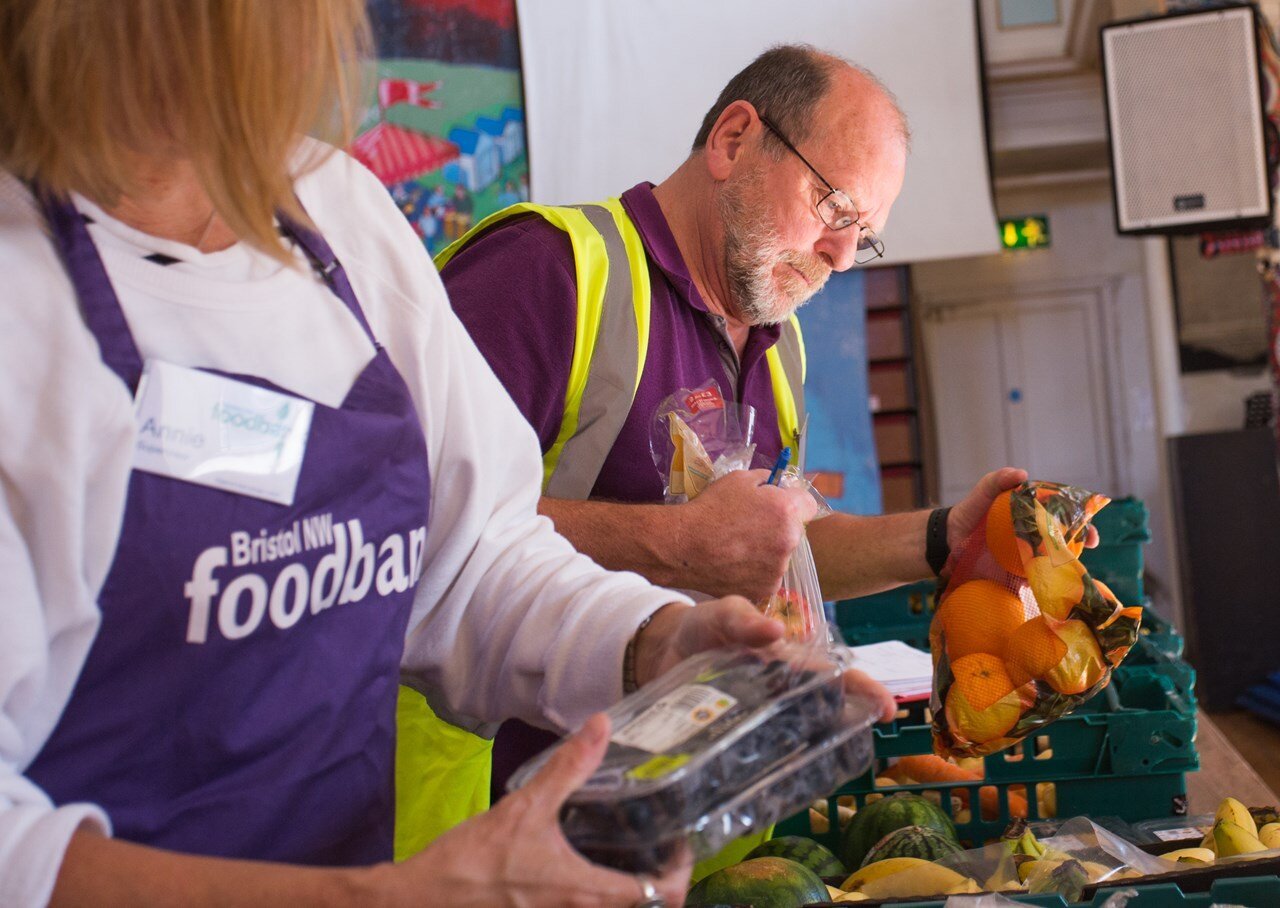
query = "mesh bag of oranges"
xmin=929 ymin=481 xmax=1143 ymax=758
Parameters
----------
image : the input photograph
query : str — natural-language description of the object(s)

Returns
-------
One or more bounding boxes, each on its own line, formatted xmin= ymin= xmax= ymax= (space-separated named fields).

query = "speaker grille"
xmin=1103 ymin=7 xmax=1269 ymax=232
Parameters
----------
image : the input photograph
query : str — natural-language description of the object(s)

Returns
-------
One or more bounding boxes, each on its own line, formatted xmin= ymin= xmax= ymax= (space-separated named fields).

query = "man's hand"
xmin=945 ymin=468 xmax=1099 ymax=558
xmin=674 ymin=469 xmax=818 ymax=601
xmin=945 ymin=467 xmax=1028 ymax=555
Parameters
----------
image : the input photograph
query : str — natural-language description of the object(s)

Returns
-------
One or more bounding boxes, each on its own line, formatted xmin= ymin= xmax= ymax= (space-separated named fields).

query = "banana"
xmin=833 ymin=893 xmax=870 ymax=903
xmin=1018 ymin=830 xmax=1047 ymax=858
xmin=841 ymin=858 xmax=976 ymax=899
xmin=1161 ymin=847 xmax=1216 ymax=864
xmin=1018 ymin=859 xmax=1056 ymax=883
xmin=1213 ymin=819 xmax=1269 ymax=857
xmin=841 ymin=857 xmax=931 ymax=890
xmin=1259 ymin=822 xmax=1280 ymax=850
xmin=826 ymin=885 xmax=845 ymax=899
xmin=1215 ymin=797 xmax=1258 ymax=838
xmin=1079 ymin=860 xmax=1118 ymax=882
xmin=1199 ymin=829 xmax=1217 ymax=854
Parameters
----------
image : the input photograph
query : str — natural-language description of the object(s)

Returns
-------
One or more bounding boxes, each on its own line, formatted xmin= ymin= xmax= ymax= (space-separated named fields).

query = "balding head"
xmin=692 ymin=44 xmax=910 ymax=158
xmin=654 ymin=45 xmax=909 ymax=329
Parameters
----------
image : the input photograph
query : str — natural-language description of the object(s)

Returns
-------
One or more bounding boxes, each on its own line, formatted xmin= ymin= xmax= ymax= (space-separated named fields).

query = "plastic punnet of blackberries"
xmin=506 ymin=644 xmax=879 ymax=874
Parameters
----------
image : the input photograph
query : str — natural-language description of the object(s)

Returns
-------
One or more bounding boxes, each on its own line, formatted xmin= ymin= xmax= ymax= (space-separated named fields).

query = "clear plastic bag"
xmin=919 ymin=817 xmax=1171 ymax=903
xmin=929 ymin=480 xmax=1143 ymax=758
xmin=650 ymin=380 xmax=756 ymax=503
xmin=507 ymin=643 xmax=877 ymax=873
xmin=650 ymin=380 xmax=832 ymax=645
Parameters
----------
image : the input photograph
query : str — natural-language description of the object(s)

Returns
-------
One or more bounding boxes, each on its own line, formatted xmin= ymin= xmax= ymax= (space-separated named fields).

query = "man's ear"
xmin=702 ymin=100 xmax=759 ymax=181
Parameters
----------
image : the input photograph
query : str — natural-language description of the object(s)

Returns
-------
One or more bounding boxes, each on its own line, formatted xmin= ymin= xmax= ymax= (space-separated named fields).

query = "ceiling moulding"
xmin=992 ymin=138 xmax=1111 ymax=188
xmin=985 ymin=0 xmax=1110 ymax=81
xmin=994 ymin=167 xmax=1112 ymax=190
xmin=989 ymin=72 xmax=1108 ymax=152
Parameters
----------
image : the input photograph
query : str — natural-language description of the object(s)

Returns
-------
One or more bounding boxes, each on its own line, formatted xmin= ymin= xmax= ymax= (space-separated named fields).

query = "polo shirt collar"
xmin=619 ymin=182 xmax=783 ymax=345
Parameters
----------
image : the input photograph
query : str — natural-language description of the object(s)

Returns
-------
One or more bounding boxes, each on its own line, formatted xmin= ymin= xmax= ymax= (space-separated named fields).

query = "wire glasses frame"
xmin=758 ymin=115 xmax=886 ymax=265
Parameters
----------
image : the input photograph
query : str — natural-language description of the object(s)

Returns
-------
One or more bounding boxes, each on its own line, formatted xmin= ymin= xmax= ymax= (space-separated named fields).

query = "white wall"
xmin=1181 ymin=368 xmax=1273 ymax=434
xmin=515 ymin=0 xmax=1000 ymax=264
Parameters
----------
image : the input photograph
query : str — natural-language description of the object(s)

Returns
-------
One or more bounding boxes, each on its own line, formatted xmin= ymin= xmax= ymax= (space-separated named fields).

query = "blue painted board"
xmin=796 ymin=269 xmax=881 ymax=515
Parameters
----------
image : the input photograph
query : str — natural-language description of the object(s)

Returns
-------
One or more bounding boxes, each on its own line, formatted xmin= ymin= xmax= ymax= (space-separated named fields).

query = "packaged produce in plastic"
xmin=650 ymin=380 xmax=832 ymax=645
xmin=930 ymin=480 xmax=1143 ymax=758
xmin=507 ymin=644 xmax=878 ymax=873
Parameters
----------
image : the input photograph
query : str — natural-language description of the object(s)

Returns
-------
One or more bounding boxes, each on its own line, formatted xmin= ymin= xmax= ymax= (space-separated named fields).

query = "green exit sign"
xmin=1000 ymin=215 xmax=1051 ymax=250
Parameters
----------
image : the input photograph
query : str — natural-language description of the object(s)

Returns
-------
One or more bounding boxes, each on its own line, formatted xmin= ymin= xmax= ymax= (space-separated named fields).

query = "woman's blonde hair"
xmin=0 ymin=1 xmax=371 ymax=261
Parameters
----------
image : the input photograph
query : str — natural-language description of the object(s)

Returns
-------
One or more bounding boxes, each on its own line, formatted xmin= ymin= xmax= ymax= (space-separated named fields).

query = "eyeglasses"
xmin=759 ymin=115 xmax=886 ymax=265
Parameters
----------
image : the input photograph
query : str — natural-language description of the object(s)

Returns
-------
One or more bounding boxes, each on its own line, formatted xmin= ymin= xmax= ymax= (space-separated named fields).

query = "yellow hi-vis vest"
xmin=436 ymin=199 xmax=808 ymax=493
xmin=392 ymin=199 xmax=807 ymax=862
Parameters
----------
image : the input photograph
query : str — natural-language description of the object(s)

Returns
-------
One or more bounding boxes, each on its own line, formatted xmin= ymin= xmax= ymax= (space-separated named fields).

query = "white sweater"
xmin=0 ymin=144 xmax=687 ymax=905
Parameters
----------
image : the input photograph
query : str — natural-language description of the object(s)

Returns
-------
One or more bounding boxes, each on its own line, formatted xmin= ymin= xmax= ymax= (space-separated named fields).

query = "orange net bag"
xmin=930 ymin=480 xmax=1143 ymax=758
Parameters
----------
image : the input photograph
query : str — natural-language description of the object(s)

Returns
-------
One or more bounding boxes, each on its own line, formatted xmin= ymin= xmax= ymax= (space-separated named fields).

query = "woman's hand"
xmin=632 ymin=597 xmax=783 ymax=688
xmin=387 ymin=714 xmax=690 ymax=908
xmin=634 ymin=598 xmax=897 ymax=723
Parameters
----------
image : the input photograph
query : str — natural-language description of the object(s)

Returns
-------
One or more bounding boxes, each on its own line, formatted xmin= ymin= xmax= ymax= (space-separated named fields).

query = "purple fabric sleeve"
xmin=441 ymin=216 xmax=576 ymax=454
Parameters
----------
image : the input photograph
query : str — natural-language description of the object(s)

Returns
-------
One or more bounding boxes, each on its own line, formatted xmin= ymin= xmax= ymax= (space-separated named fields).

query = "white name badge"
xmin=132 ymin=360 xmax=315 ymax=506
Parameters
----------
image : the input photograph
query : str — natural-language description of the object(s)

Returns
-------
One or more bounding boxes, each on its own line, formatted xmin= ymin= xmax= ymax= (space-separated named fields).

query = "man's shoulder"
xmin=442 ymin=211 xmax=576 ymax=279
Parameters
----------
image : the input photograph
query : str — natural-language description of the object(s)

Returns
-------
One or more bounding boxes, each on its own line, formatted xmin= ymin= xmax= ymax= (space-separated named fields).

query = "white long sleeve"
xmin=0 ymin=145 xmax=686 ymax=905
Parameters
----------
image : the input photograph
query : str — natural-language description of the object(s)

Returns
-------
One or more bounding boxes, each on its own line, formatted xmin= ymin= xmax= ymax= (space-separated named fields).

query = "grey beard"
xmin=717 ymin=174 xmax=825 ymax=327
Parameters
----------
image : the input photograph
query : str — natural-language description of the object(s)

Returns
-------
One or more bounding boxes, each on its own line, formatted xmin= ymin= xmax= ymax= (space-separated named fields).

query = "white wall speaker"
xmin=1101 ymin=4 xmax=1272 ymax=234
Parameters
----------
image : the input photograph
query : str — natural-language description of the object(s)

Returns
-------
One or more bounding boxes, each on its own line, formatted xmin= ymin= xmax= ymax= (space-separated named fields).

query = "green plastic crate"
xmin=777 ymin=670 xmax=1197 ymax=851
xmin=835 ymin=580 xmax=938 ymax=649
xmin=1080 ymin=544 xmax=1144 ymax=608
xmin=809 ymin=874 xmax=1280 ymax=907
xmin=1139 ymin=608 xmax=1185 ymax=660
xmin=1089 ymin=496 xmax=1151 ymax=546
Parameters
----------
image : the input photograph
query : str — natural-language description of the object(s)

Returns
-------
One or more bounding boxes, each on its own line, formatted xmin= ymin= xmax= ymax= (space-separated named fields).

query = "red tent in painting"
xmin=351 ymin=122 xmax=460 ymax=186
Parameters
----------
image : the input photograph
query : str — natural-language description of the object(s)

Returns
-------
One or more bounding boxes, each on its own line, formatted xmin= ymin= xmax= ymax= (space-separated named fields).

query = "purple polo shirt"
xmin=443 ymin=182 xmax=785 ymax=504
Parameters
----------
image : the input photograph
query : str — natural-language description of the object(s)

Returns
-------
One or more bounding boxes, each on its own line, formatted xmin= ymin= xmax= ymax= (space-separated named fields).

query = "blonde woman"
xmin=0 ymin=2 xmax=897 ymax=905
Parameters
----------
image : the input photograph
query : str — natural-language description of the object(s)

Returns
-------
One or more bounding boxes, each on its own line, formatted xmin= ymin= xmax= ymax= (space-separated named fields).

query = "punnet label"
xmin=611 ymin=684 xmax=737 ymax=754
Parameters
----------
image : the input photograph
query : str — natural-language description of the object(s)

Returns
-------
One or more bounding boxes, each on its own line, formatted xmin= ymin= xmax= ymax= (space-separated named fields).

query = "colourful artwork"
xmin=360 ymin=0 xmax=528 ymax=254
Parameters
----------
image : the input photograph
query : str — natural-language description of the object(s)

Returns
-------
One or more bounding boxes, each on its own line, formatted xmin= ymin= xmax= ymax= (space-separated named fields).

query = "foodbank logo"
xmin=211 ymin=400 xmax=293 ymax=439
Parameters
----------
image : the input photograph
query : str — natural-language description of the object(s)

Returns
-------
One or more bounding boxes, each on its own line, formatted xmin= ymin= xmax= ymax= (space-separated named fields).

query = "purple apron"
xmin=25 ymin=192 xmax=431 ymax=866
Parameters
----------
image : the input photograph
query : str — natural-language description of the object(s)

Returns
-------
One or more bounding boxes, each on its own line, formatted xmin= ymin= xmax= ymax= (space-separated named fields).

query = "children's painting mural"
xmin=360 ymin=0 xmax=527 ymax=255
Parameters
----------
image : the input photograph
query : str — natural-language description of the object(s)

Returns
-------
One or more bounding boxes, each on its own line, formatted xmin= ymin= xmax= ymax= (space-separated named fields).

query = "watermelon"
xmin=685 ymin=857 xmax=829 ymax=908
xmin=745 ymin=836 xmax=845 ymax=877
xmin=839 ymin=794 xmax=958 ymax=870
xmin=860 ymin=824 xmax=965 ymax=867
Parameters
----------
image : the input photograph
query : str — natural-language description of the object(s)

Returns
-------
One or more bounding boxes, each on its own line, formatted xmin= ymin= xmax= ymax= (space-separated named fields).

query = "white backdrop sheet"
xmin=515 ymin=0 xmax=1000 ymax=265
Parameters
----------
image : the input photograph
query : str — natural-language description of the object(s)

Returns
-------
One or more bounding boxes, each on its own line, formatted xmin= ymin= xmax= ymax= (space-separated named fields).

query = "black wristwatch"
xmin=926 ymin=506 xmax=952 ymax=576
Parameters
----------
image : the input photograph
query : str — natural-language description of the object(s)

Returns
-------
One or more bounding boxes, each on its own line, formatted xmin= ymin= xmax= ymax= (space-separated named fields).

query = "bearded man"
xmin=438 ymin=44 xmax=1024 ymax=797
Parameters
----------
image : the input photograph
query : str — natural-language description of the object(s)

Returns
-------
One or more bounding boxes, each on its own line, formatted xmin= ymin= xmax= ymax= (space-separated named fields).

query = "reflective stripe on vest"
xmin=436 ymin=201 xmax=805 ymax=496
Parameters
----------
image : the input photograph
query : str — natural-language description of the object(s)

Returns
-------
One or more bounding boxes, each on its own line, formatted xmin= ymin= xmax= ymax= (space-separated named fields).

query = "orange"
xmin=1026 ymin=555 xmax=1086 ymax=621
xmin=937 ymin=579 xmax=1027 ymax=661
xmin=1004 ymin=615 xmax=1068 ymax=686
xmin=986 ymin=491 xmax=1032 ymax=577
xmin=945 ymin=653 xmax=1034 ymax=745
xmin=1041 ymin=619 xmax=1107 ymax=695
